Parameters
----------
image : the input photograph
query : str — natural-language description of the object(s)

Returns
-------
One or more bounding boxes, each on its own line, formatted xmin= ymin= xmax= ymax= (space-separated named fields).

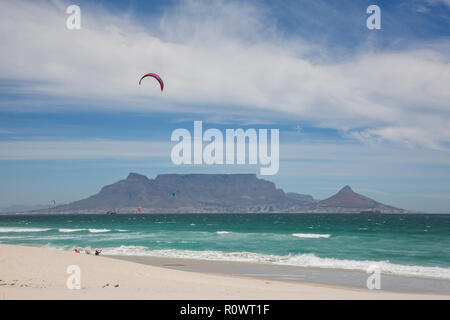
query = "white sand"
xmin=0 ymin=244 xmax=448 ymax=300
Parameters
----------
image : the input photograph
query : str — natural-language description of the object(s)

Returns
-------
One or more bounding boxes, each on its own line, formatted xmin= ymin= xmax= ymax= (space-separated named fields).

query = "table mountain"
xmin=50 ymin=173 xmax=302 ymax=213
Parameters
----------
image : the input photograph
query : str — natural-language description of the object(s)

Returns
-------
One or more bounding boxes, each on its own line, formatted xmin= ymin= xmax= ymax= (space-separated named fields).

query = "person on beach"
xmin=95 ymin=249 xmax=102 ymax=256
xmin=85 ymin=249 xmax=91 ymax=255
xmin=74 ymin=248 xmax=80 ymax=253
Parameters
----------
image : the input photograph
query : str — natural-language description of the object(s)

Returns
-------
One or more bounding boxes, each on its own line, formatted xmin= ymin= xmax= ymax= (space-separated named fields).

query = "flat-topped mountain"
xmin=41 ymin=173 xmax=408 ymax=213
xmin=51 ymin=173 xmax=302 ymax=213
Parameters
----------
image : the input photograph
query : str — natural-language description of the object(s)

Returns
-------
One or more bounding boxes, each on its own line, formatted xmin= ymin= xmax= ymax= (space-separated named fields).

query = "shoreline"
xmin=106 ymin=255 xmax=450 ymax=295
xmin=0 ymin=244 xmax=449 ymax=300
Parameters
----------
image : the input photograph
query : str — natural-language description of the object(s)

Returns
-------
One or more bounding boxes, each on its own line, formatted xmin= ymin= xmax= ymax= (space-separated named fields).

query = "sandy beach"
xmin=0 ymin=244 xmax=448 ymax=300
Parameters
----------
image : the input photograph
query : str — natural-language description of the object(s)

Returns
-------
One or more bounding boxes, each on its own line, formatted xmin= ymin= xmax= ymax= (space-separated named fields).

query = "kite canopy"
xmin=139 ymin=73 xmax=164 ymax=91
xmin=137 ymin=206 xmax=142 ymax=213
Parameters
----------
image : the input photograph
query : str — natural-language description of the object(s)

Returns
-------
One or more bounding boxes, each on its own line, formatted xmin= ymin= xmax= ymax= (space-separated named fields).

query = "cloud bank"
xmin=0 ymin=0 xmax=449 ymax=149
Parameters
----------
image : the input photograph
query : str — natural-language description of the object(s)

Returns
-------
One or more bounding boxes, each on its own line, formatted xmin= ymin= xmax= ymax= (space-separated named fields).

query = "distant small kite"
xmin=172 ymin=190 xmax=177 ymax=197
xmin=137 ymin=206 xmax=142 ymax=213
xmin=139 ymin=73 xmax=164 ymax=91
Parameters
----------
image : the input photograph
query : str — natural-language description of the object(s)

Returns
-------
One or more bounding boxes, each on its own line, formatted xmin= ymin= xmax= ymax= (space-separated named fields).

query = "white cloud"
xmin=0 ymin=0 xmax=449 ymax=149
xmin=425 ymin=0 xmax=450 ymax=8
xmin=349 ymin=126 xmax=450 ymax=150
xmin=2 ymin=138 xmax=449 ymax=170
xmin=0 ymin=140 xmax=169 ymax=160
xmin=412 ymin=0 xmax=450 ymax=12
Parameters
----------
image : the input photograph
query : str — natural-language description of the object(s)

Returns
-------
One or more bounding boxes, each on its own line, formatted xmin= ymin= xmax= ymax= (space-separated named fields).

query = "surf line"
xmin=171 ymin=120 xmax=279 ymax=175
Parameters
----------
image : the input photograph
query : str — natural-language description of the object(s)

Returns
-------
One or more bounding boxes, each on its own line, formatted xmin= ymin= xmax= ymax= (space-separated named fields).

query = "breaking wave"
xmin=0 ymin=227 xmax=51 ymax=233
xmin=59 ymin=228 xmax=86 ymax=233
xmin=88 ymin=229 xmax=111 ymax=233
xmin=100 ymin=246 xmax=450 ymax=280
xmin=292 ymin=233 xmax=330 ymax=239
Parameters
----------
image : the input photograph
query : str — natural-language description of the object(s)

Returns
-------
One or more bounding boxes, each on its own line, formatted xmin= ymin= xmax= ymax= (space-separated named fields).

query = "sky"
xmin=0 ymin=0 xmax=449 ymax=212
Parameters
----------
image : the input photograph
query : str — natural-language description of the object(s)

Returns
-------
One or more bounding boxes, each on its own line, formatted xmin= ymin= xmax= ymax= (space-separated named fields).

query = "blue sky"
xmin=0 ymin=0 xmax=449 ymax=212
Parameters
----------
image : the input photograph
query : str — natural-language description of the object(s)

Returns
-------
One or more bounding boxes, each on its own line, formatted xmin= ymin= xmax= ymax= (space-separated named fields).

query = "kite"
xmin=139 ymin=73 xmax=164 ymax=91
xmin=137 ymin=206 xmax=142 ymax=213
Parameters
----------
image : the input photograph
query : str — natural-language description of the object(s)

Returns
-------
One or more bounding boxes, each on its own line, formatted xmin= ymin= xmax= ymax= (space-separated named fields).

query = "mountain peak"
xmin=126 ymin=173 xmax=150 ymax=182
xmin=339 ymin=185 xmax=353 ymax=193
xmin=318 ymin=185 xmax=401 ymax=211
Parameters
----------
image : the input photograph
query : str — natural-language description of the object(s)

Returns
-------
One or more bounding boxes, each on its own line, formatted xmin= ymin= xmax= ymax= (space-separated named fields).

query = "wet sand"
xmin=108 ymin=255 xmax=450 ymax=295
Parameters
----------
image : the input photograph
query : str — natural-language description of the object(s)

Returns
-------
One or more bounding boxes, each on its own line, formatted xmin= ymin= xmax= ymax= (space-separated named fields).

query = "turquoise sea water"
xmin=0 ymin=213 xmax=449 ymax=279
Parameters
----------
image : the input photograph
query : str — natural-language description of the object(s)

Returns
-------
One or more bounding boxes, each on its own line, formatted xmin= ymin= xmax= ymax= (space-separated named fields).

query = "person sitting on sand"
xmin=85 ymin=249 xmax=91 ymax=255
xmin=74 ymin=248 xmax=80 ymax=253
xmin=95 ymin=249 xmax=102 ymax=256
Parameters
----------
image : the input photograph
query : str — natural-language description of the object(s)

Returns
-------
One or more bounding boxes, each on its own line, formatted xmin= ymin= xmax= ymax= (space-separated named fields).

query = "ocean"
xmin=0 ymin=213 xmax=449 ymax=281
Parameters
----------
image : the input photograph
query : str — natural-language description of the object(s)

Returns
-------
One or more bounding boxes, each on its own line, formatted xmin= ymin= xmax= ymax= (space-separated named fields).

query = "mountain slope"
xmin=286 ymin=192 xmax=316 ymax=204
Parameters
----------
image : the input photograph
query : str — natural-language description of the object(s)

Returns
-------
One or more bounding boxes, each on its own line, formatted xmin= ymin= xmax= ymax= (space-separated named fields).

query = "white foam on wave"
xmin=88 ymin=229 xmax=111 ymax=233
xmin=59 ymin=228 xmax=86 ymax=233
xmin=0 ymin=235 xmax=27 ymax=239
xmin=101 ymin=245 xmax=450 ymax=280
xmin=0 ymin=227 xmax=51 ymax=233
xmin=116 ymin=229 xmax=128 ymax=232
xmin=292 ymin=233 xmax=330 ymax=239
xmin=216 ymin=231 xmax=231 ymax=235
